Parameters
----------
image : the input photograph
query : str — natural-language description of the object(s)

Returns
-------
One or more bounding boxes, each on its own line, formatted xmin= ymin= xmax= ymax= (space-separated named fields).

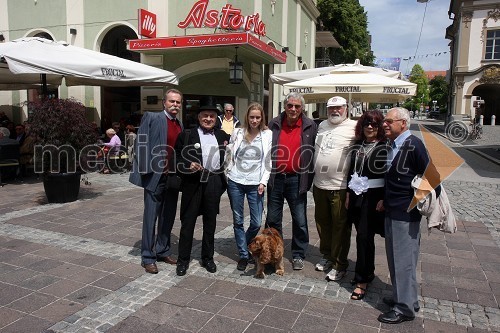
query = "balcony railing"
xmin=315 ymin=58 xmax=334 ymax=68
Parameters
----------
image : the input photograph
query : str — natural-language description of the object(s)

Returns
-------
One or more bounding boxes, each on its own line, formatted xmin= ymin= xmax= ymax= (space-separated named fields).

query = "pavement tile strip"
xmin=1 ymin=180 xmax=499 ymax=333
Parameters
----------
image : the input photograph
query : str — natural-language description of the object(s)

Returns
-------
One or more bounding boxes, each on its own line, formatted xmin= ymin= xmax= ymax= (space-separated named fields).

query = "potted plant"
xmin=28 ymin=97 xmax=98 ymax=203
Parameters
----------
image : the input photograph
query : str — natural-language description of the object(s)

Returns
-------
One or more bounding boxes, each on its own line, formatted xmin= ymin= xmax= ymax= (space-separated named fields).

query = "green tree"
xmin=429 ymin=75 xmax=448 ymax=111
xmin=409 ymin=64 xmax=429 ymax=108
xmin=317 ymin=0 xmax=374 ymax=65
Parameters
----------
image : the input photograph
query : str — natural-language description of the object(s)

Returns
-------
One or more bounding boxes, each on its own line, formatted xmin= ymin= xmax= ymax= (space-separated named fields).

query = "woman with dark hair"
xmin=225 ymin=103 xmax=272 ymax=271
xmin=346 ymin=110 xmax=388 ymax=300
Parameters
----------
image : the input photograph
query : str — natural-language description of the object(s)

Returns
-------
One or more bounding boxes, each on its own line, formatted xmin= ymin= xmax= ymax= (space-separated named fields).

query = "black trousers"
xmin=177 ymin=174 xmax=224 ymax=265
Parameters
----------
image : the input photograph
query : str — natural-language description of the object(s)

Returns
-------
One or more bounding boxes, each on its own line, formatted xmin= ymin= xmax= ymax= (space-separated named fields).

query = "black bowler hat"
xmin=198 ymin=96 xmax=221 ymax=114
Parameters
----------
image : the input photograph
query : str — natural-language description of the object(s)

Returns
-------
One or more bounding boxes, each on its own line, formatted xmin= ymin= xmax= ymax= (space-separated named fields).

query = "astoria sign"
xmin=178 ymin=0 xmax=266 ymax=37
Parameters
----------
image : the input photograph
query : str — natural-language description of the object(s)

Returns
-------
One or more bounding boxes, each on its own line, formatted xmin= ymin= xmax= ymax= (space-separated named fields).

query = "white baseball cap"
xmin=326 ymin=96 xmax=347 ymax=107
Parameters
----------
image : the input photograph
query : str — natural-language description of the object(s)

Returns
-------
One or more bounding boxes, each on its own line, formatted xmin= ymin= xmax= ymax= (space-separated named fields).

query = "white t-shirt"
xmin=313 ymin=119 xmax=356 ymax=190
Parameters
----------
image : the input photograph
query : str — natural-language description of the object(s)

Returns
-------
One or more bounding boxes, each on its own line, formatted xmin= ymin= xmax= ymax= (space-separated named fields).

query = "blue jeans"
xmin=266 ymin=174 xmax=309 ymax=259
xmin=227 ymin=179 xmax=264 ymax=259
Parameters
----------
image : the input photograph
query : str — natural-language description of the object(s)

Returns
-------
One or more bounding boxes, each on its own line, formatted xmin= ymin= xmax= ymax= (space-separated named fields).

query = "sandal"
xmin=350 ymin=284 xmax=367 ymax=300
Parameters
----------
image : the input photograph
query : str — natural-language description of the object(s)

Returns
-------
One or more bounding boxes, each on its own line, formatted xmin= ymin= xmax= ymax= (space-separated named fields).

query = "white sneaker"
xmin=326 ymin=269 xmax=346 ymax=281
xmin=315 ymin=258 xmax=332 ymax=271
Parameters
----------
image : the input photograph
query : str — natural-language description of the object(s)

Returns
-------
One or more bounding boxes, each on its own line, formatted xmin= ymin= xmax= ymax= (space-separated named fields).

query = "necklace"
xmin=355 ymin=140 xmax=379 ymax=174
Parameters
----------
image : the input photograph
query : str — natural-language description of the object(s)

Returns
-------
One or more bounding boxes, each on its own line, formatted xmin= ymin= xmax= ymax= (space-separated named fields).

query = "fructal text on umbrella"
xmin=101 ymin=68 xmax=126 ymax=78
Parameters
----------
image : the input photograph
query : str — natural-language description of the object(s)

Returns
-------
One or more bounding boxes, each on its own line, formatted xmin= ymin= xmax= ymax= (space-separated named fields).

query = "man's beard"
xmin=328 ymin=113 xmax=346 ymax=125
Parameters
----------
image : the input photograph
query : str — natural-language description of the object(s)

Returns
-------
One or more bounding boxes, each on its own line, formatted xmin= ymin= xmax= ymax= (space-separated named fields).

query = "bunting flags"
xmin=405 ymin=51 xmax=449 ymax=61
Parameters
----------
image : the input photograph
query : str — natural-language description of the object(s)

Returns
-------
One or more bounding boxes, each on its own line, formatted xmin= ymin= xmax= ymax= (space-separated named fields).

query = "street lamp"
xmin=432 ymin=100 xmax=437 ymax=112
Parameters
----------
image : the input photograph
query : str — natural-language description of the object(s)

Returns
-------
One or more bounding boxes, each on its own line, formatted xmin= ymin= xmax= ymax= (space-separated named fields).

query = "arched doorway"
xmin=472 ymin=84 xmax=500 ymax=125
xmin=100 ymin=26 xmax=141 ymax=131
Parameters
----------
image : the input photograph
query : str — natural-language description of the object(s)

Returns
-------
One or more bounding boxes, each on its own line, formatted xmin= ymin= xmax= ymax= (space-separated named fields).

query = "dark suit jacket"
xmin=384 ymin=134 xmax=430 ymax=222
xmin=174 ymin=127 xmax=230 ymax=195
xmin=129 ymin=111 xmax=183 ymax=192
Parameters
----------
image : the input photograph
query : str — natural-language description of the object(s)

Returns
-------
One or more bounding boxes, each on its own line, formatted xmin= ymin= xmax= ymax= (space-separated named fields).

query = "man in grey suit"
xmin=129 ymin=89 xmax=183 ymax=274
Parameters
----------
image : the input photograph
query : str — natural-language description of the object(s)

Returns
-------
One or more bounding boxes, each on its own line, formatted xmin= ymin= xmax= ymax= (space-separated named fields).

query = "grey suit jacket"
xmin=129 ymin=111 xmax=183 ymax=192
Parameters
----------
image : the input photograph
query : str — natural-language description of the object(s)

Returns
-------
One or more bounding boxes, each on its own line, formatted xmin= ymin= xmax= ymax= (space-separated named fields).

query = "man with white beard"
xmin=312 ymin=96 xmax=357 ymax=281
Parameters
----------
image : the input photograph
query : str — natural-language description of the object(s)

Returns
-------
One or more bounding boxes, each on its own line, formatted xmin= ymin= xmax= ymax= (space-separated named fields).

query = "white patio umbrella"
xmin=0 ymin=37 xmax=178 ymax=91
xmin=270 ymin=59 xmax=401 ymax=85
xmin=283 ymin=72 xmax=416 ymax=104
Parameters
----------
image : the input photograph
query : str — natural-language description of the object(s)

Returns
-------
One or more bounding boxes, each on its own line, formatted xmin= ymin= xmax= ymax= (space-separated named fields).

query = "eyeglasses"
xmin=225 ymin=109 xmax=233 ymax=112
xmin=362 ymin=121 xmax=379 ymax=128
xmin=383 ymin=118 xmax=404 ymax=124
xmin=286 ymin=103 xmax=302 ymax=109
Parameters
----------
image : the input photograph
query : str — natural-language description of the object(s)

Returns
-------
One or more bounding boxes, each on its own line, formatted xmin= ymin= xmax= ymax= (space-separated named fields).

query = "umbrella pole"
xmin=41 ymin=74 xmax=47 ymax=98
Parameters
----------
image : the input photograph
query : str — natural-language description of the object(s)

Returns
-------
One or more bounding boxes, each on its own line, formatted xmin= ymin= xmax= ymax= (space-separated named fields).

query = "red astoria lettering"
xmin=178 ymin=0 xmax=267 ymax=37
xmin=205 ymin=10 xmax=219 ymax=27
xmin=220 ymin=4 xmax=241 ymax=29
xmin=178 ymin=0 xmax=208 ymax=29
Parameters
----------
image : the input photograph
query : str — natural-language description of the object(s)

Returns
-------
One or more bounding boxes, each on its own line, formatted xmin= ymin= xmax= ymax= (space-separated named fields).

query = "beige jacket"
xmin=411 ymin=175 xmax=457 ymax=234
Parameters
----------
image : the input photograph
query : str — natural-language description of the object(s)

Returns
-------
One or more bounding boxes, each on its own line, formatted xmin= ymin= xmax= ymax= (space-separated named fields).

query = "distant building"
xmin=447 ymin=0 xmax=500 ymax=124
xmin=425 ymin=71 xmax=447 ymax=81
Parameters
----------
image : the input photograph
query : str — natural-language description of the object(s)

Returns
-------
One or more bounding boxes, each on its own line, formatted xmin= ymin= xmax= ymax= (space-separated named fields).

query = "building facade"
xmin=447 ymin=0 xmax=500 ymax=124
xmin=0 ymin=0 xmax=320 ymax=129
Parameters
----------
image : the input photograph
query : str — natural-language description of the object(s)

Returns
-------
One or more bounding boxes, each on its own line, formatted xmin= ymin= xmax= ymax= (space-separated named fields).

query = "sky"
xmin=358 ymin=0 xmax=451 ymax=75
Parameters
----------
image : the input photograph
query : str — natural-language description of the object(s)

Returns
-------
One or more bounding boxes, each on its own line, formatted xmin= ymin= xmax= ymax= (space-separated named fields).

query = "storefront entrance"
xmin=183 ymin=94 xmax=236 ymax=129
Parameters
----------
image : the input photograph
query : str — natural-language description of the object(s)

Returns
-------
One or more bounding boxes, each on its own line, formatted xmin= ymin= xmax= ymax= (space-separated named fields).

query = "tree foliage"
xmin=317 ymin=0 xmax=374 ymax=65
xmin=429 ymin=75 xmax=448 ymax=110
xmin=409 ymin=64 xmax=429 ymax=106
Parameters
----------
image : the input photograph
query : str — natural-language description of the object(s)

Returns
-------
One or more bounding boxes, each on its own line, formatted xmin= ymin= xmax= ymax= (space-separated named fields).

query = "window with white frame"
xmin=485 ymin=29 xmax=500 ymax=60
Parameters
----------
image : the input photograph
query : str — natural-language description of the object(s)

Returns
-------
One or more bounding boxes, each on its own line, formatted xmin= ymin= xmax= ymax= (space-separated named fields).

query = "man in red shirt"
xmin=129 ymin=89 xmax=183 ymax=274
xmin=266 ymin=92 xmax=317 ymax=270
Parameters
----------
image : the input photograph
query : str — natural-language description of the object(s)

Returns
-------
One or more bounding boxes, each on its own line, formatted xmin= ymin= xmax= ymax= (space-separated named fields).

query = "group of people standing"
xmin=129 ymin=89 xmax=433 ymax=325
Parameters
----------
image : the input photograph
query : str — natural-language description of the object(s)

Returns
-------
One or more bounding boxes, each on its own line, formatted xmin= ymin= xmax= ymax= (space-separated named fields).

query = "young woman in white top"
xmin=225 ymin=103 xmax=272 ymax=271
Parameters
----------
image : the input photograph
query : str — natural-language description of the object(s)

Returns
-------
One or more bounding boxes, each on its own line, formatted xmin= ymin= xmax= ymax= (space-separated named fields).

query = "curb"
xmin=466 ymin=147 xmax=500 ymax=166
xmin=421 ymin=123 xmax=500 ymax=166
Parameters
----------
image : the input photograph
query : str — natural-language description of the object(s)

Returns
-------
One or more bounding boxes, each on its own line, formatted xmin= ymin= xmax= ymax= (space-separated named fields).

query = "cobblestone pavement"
xmin=0 ymin=124 xmax=499 ymax=333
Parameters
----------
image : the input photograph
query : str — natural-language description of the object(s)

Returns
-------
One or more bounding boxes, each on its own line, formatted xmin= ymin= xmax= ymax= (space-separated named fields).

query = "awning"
xmin=127 ymin=32 xmax=286 ymax=64
xmin=316 ymin=31 xmax=341 ymax=48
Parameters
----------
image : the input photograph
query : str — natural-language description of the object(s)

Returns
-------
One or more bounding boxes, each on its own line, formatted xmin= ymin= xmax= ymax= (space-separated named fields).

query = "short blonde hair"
xmin=106 ymin=128 xmax=116 ymax=136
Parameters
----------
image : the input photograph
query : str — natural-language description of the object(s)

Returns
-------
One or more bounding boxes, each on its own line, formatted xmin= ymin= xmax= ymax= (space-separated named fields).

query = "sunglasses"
xmin=286 ymin=103 xmax=302 ymax=109
xmin=362 ymin=121 xmax=379 ymax=128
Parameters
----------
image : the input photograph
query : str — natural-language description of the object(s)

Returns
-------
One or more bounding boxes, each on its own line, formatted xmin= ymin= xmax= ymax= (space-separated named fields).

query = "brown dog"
xmin=248 ymin=227 xmax=284 ymax=278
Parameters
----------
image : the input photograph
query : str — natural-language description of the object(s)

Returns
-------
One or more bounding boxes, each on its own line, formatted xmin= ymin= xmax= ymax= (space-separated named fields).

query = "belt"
xmin=276 ymin=172 xmax=298 ymax=178
xmin=368 ymin=178 xmax=384 ymax=188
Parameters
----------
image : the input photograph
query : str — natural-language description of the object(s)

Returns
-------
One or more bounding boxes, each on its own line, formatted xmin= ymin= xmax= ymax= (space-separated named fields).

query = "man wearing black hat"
xmin=174 ymin=96 xmax=230 ymax=276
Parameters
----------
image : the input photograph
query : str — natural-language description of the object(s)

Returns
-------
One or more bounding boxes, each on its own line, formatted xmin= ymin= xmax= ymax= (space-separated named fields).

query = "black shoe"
xmin=202 ymin=259 xmax=217 ymax=273
xmin=377 ymin=310 xmax=414 ymax=324
xmin=382 ymin=297 xmax=420 ymax=312
xmin=248 ymin=257 xmax=255 ymax=265
xmin=237 ymin=258 xmax=248 ymax=271
xmin=176 ymin=264 xmax=188 ymax=276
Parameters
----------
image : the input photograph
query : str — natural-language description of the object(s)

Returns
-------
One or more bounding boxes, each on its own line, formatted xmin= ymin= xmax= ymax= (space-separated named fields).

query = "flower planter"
xmin=43 ymin=172 xmax=81 ymax=203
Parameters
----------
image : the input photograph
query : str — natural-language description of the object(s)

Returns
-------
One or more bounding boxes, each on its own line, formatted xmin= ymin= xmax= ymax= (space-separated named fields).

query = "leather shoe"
xmin=382 ymin=297 xmax=420 ymax=312
xmin=201 ymin=259 xmax=217 ymax=273
xmin=141 ymin=262 xmax=158 ymax=274
xmin=176 ymin=264 xmax=188 ymax=276
xmin=377 ymin=310 xmax=414 ymax=324
xmin=157 ymin=256 xmax=177 ymax=265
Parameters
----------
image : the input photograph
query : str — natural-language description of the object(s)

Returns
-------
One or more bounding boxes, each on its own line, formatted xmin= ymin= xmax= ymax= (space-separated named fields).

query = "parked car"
xmin=427 ymin=110 xmax=441 ymax=119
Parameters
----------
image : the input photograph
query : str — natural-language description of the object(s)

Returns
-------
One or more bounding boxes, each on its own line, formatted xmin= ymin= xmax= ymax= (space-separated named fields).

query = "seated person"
xmin=101 ymin=128 xmax=122 ymax=173
xmin=19 ymin=124 xmax=34 ymax=177
xmin=0 ymin=127 xmax=20 ymax=181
